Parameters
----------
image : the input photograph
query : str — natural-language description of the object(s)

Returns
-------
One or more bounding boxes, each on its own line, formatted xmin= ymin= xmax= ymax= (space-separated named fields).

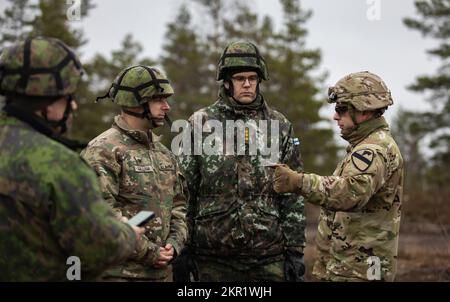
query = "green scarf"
xmin=342 ymin=116 xmax=389 ymax=146
xmin=218 ymin=85 xmax=263 ymax=111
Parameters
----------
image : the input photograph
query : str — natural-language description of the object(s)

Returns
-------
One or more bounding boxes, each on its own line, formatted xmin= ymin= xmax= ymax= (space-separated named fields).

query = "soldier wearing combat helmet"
xmin=0 ymin=37 xmax=142 ymax=281
xmin=274 ymin=71 xmax=404 ymax=281
xmin=81 ymin=65 xmax=188 ymax=282
xmin=174 ymin=40 xmax=306 ymax=282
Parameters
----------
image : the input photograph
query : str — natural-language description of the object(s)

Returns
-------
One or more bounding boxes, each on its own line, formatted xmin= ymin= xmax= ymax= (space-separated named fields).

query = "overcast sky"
xmin=1 ymin=0 xmax=439 ymax=129
xmin=72 ymin=0 xmax=438 ymax=127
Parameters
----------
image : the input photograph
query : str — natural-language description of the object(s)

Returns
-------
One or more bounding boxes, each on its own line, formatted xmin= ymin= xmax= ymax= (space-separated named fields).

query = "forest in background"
xmin=1 ymin=0 xmax=449 ymax=280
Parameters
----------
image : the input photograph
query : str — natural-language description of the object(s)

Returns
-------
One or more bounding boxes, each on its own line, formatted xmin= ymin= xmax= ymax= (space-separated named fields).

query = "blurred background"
xmin=0 ymin=0 xmax=448 ymax=281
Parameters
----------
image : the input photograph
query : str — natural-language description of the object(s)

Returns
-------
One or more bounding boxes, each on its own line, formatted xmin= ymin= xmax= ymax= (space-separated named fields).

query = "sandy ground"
xmin=303 ymin=222 xmax=450 ymax=282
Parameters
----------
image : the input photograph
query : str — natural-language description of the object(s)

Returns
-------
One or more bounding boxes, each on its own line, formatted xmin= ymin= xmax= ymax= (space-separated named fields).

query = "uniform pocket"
xmin=194 ymin=196 xmax=240 ymax=250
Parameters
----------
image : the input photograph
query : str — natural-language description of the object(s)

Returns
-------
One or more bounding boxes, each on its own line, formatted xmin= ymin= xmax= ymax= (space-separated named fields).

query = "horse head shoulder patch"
xmin=351 ymin=149 xmax=374 ymax=172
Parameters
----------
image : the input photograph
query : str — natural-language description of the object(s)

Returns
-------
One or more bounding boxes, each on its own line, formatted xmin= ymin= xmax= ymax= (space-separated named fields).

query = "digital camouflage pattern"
xmin=81 ymin=115 xmax=188 ymax=280
xmin=180 ymin=85 xmax=306 ymax=280
xmin=0 ymin=113 xmax=137 ymax=281
xmin=327 ymin=71 xmax=393 ymax=111
xmin=303 ymin=116 xmax=404 ymax=281
xmin=216 ymin=40 xmax=269 ymax=81
xmin=0 ymin=37 xmax=83 ymax=98
xmin=103 ymin=66 xmax=174 ymax=107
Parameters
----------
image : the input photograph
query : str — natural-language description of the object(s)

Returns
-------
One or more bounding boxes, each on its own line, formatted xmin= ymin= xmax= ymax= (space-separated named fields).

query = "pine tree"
xmin=162 ymin=0 xmax=339 ymax=173
xmin=160 ymin=5 xmax=209 ymax=119
xmin=73 ymin=34 xmax=156 ymax=141
xmin=0 ymin=0 xmax=36 ymax=49
xmin=403 ymin=0 xmax=450 ymax=189
xmin=262 ymin=0 xmax=338 ymax=174
xmin=31 ymin=0 xmax=94 ymax=48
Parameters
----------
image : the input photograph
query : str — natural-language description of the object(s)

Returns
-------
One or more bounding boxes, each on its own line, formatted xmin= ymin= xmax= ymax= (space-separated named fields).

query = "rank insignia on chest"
xmin=134 ymin=165 xmax=154 ymax=172
xmin=351 ymin=149 xmax=374 ymax=172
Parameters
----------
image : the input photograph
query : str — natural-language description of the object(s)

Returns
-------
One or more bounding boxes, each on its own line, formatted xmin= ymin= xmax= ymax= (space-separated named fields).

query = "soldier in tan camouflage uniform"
xmin=274 ymin=71 xmax=404 ymax=281
xmin=81 ymin=65 xmax=188 ymax=281
xmin=174 ymin=41 xmax=306 ymax=282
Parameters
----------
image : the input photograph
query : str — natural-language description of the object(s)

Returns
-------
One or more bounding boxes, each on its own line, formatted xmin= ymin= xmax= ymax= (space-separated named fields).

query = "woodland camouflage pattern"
xmin=0 ymin=37 xmax=83 ymax=97
xmin=81 ymin=115 xmax=187 ymax=280
xmin=104 ymin=66 xmax=174 ymax=107
xmin=216 ymin=40 xmax=269 ymax=81
xmin=0 ymin=113 xmax=137 ymax=281
xmin=306 ymin=117 xmax=403 ymax=281
xmin=180 ymin=85 xmax=306 ymax=275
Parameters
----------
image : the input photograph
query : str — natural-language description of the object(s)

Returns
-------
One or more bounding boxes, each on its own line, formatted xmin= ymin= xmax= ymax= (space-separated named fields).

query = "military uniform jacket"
xmin=180 ymin=91 xmax=306 ymax=264
xmin=0 ymin=112 xmax=137 ymax=281
xmin=303 ymin=117 xmax=403 ymax=281
xmin=81 ymin=115 xmax=187 ymax=280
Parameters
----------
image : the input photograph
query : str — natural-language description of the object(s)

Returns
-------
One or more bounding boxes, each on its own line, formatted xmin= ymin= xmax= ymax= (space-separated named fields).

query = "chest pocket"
xmin=153 ymin=150 xmax=177 ymax=197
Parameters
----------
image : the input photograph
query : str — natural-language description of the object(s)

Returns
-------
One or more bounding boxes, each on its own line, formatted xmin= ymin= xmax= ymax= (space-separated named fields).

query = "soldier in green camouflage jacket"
xmin=174 ymin=41 xmax=306 ymax=282
xmin=0 ymin=37 xmax=140 ymax=281
xmin=81 ymin=65 xmax=187 ymax=281
xmin=274 ymin=71 xmax=404 ymax=281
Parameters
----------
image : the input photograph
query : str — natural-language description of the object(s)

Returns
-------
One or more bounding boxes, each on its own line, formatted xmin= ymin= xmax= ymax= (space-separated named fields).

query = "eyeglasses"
xmin=335 ymin=105 xmax=349 ymax=115
xmin=231 ymin=75 xmax=259 ymax=85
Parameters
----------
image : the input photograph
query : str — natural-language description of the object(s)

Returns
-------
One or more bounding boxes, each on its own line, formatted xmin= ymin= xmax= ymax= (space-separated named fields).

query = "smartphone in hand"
xmin=127 ymin=211 xmax=155 ymax=227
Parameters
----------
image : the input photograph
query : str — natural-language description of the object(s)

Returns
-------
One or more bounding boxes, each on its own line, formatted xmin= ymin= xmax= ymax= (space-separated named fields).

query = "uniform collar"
xmin=217 ymin=84 xmax=268 ymax=118
xmin=343 ymin=116 xmax=389 ymax=147
xmin=113 ymin=115 xmax=161 ymax=146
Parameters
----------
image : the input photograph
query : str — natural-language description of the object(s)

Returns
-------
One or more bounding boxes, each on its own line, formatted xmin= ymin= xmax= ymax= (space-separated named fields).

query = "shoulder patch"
xmin=351 ymin=149 xmax=374 ymax=172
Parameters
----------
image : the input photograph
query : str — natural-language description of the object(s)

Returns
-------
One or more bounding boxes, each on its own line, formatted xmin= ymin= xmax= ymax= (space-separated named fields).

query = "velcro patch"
xmin=134 ymin=165 xmax=154 ymax=173
xmin=158 ymin=162 xmax=175 ymax=171
xmin=351 ymin=149 xmax=374 ymax=172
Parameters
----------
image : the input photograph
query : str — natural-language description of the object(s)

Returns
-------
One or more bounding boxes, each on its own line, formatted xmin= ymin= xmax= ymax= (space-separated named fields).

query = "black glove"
xmin=172 ymin=249 xmax=199 ymax=282
xmin=284 ymin=249 xmax=305 ymax=282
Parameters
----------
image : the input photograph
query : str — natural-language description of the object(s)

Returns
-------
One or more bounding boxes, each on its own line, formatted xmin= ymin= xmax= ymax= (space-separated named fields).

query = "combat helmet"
xmin=216 ymin=40 xmax=269 ymax=81
xmin=0 ymin=36 xmax=83 ymax=99
xmin=97 ymin=65 xmax=174 ymax=127
xmin=327 ymin=71 xmax=393 ymax=111
xmin=97 ymin=65 xmax=174 ymax=107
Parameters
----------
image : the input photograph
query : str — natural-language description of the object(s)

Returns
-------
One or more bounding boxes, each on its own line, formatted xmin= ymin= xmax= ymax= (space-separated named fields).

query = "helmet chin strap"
xmin=42 ymin=95 xmax=73 ymax=134
xmin=122 ymin=103 xmax=165 ymax=129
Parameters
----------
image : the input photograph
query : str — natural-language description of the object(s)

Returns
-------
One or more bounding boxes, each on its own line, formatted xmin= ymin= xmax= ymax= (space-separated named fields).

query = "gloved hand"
xmin=274 ymin=165 xmax=303 ymax=194
xmin=284 ymin=249 xmax=305 ymax=282
xmin=172 ymin=249 xmax=199 ymax=282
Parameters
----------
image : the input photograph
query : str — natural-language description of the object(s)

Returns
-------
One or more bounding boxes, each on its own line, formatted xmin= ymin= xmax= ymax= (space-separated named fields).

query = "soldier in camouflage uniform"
xmin=81 ymin=65 xmax=188 ymax=281
xmin=0 ymin=37 xmax=141 ymax=281
xmin=174 ymin=41 xmax=306 ymax=282
xmin=274 ymin=71 xmax=404 ymax=281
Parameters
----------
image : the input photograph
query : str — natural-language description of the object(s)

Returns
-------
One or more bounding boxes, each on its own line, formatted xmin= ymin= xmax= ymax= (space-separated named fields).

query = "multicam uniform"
xmin=308 ymin=116 xmax=403 ymax=281
xmin=275 ymin=71 xmax=404 ymax=281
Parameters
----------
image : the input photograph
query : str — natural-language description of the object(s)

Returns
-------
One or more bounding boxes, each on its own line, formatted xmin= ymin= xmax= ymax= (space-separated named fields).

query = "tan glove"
xmin=273 ymin=165 xmax=303 ymax=194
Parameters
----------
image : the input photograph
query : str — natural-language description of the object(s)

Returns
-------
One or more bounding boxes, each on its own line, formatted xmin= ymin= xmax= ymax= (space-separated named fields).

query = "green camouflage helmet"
xmin=98 ymin=65 xmax=174 ymax=107
xmin=327 ymin=71 xmax=393 ymax=111
xmin=216 ymin=40 xmax=269 ymax=81
xmin=0 ymin=36 xmax=83 ymax=98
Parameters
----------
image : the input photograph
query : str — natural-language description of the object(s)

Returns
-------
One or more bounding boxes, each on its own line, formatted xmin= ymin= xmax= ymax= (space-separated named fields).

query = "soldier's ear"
xmin=224 ymin=81 xmax=230 ymax=89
